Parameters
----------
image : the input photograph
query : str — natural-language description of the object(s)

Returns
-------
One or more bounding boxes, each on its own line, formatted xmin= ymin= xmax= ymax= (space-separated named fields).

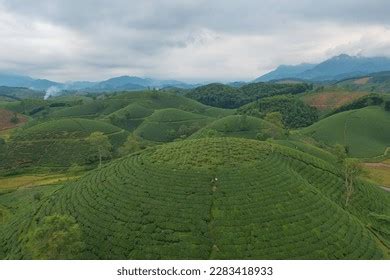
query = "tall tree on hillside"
xmin=10 ymin=112 xmax=19 ymax=124
xmin=343 ymin=159 xmax=363 ymax=207
xmin=333 ymin=144 xmax=347 ymax=164
xmin=385 ymin=101 xmax=390 ymax=112
xmin=25 ymin=215 xmax=85 ymax=259
xmin=264 ymin=112 xmax=284 ymax=128
xmin=118 ymin=134 xmax=141 ymax=156
xmin=262 ymin=112 xmax=284 ymax=139
xmin=87 ymin=132 xmax=112 ymax=167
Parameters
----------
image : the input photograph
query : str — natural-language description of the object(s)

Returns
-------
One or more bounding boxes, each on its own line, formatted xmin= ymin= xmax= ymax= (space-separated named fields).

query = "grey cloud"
xmin=0 ymin=0 xmax=390 ymax=81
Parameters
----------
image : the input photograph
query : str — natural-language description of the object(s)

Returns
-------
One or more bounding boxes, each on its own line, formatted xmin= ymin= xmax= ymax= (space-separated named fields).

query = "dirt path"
xmin=364 ymin=162 xmax=390 ymax=168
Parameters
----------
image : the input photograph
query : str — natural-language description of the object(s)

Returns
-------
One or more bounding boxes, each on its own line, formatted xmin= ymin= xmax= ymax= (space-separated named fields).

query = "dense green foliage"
xmin=87 ymin=132 xmax=113 ymax=167
xmin=186 ymin=82 xmax=312 ymax=108
xmin=25 ymin=215 xmax=84 ymax=260
xmin=384 ymin=101 xmax=390 ymax=111
xmin=239 ymin=95 xmax=318 ymax=128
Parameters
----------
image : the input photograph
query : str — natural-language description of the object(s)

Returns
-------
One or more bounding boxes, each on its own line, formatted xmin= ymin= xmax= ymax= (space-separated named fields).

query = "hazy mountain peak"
xmin=256 ymin=54 xmax=390 ymax=82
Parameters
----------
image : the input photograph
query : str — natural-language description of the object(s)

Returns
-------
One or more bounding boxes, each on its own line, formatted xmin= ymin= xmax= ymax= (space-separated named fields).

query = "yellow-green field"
xmin=363 ymin=161 xmax=390 ymax=188
xmin=0 ymin=173 xmax=81 ymax=190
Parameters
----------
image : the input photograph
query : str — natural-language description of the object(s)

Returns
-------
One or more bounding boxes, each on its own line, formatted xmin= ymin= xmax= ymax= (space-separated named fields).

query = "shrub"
xmin=385 ymin=101 xmax=390 ymax=112
xmin=25 ymin=215 xmax=85 ymax=259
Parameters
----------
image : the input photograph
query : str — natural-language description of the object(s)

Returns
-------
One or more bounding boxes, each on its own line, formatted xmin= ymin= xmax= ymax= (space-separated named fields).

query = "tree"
xmin=264 ymin=112 xmax=284 ymax=128
xmin=239 ymin=114 xmax=248 ymax=131
xmin=118 ymin=134 xmax=141 ymax=156
xmin=385 ymin=101 xmax=390 ymax=112
xmin=10 ymin=112 xmax=19 ymax=124
xmin=333 ymin=144 xmax=347 ymax=164
xmin=343 ymin=159 xmax=363 ymax=207
xmin=87 ymin=132 xmax=112 ymax=167
xmin=256 ymin=132 xmax=268 ymax=141
xmin=25 ymin=215 xmax=85 ymax=259
xmin=263 ymin=112 xmax=284 ymax=140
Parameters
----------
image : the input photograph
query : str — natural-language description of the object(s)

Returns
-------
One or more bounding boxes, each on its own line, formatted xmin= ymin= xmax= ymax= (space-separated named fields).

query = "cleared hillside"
xmin=300 ymin=90 xmax=367 ymax=115
xmin=0 ymin=109 xmax=28 ymax=131
xmin=1 ymin=138 xmax=389 ymax=259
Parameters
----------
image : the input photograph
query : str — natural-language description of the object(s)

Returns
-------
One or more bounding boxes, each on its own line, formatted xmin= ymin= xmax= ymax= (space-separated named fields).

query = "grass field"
xmin=0 ymin=173 xmax=80 ymax=190
xmin=363 ymin=162 xmax=390 ymax=188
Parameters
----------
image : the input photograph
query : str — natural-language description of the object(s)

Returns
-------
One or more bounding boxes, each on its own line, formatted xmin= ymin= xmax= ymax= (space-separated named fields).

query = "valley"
xmin=0 ymin=71 xmax=389 ymax=260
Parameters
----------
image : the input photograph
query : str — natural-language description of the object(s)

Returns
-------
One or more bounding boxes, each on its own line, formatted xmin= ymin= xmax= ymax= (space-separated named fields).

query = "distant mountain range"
xmin=255 ymin=54 xmax=390 ymax=82
xmin=0 ymin=73 xmax=61 ymax=90
xmin=0 ymin=73 xmax=198 ymax=92
xmin=3 ymin=54 xmax=390 ymax=93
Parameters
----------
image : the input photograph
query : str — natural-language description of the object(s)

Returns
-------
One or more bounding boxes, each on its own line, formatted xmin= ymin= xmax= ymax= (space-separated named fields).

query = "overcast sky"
xmin=0 ymin=0 xmax=390 ymax=82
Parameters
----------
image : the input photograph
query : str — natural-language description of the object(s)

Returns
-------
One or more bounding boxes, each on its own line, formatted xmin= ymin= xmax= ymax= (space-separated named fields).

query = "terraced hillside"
xmin=302 ymin=106 xmax=390 ymax=158
xmin=0 ymin=118 xmax=128 ymax=170
xmin=190 ymin=115 xmax=285 ymax=140
xmin=1 ymin=138 xmax=389 ymax=259
xmin=133 ymin=108 xmax=215 ymax=142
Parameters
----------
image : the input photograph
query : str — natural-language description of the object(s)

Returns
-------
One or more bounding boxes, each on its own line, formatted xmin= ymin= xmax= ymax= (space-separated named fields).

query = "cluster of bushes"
xmin=385 ymin=101 xmax=390 ymax=111
xmin=186 ymin=82 xmax=312 ymax=108
xmin=239 ymin=95 xmax=318 ymax=128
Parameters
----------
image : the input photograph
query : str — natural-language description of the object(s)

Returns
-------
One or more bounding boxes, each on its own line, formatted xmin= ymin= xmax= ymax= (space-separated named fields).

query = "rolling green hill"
xmin=0 ymin=118 xmax=128 ymax=171
xmin=302 ymin=106 xmax=390 ymax=158
xmin=1 ymin=137 xmax=389 ymax=259
xmin=134 ymin=108 xmax=213 ymax=142
xmin=190 ymin=115 xmax=285 ymax=140
xmin=13 ymin=118 xmax=122 ymax=140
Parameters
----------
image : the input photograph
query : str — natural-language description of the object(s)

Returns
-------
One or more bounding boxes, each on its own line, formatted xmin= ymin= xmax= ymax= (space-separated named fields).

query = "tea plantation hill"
xmin=47 ymin=91 xmax=232 ymax=122
xmin=0 ymin=118 xmax=128 ymax=170
xmin=133 ymin=108 xmax=215 ymax=142
xmin=302 ymin=106 xmax=390 ymax=158
xmin=1 ymin=137 xmax=389 ymax=259
xmin=190 ymin=115 xmax=285 ymax=140
xmin=0 ymin=91 xmax=231 ymax=128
